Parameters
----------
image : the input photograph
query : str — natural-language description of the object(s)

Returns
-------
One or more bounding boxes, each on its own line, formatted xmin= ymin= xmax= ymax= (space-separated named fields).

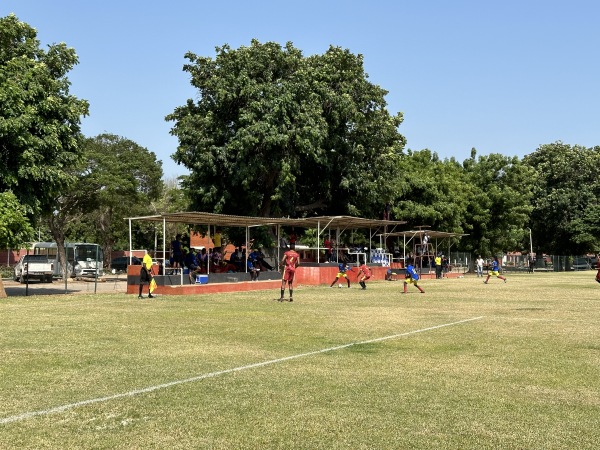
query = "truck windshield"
xmin=75 ymin=245 xmax=103 ymax=262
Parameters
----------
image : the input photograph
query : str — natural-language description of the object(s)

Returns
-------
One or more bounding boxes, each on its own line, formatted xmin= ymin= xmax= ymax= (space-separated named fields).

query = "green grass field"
xmin=1 ymin=272 xmax=599 ymax=449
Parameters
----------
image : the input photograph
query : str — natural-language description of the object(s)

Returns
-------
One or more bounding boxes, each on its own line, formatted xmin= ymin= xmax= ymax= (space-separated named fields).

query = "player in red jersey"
xmin=279 ymin=243 xmax=300 ymax=302
xmin=356 ymin=262 xmax=371 ymax=290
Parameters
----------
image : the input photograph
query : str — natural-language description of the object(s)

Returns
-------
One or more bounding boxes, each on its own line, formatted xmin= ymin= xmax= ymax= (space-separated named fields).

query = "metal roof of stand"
xmin=127 ymin=212 xmax=407 ymax=270
xmin=380 ymin=229 xmax=469 ymax=269
xmin=130 ymin=212 xmax=405 ymax=230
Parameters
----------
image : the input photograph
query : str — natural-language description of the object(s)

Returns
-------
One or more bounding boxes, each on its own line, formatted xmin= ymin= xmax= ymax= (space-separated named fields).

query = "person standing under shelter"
xmin=171 ymin=234 xmax=183 ymax=272
xmin=213 ymin=228 xmax=222 ymax=251
xmin=324 ymin=237 xmax=333 ymax=263
xmin=421 ymin=232 xmax=430 ymax=254
xmin=279 ymin=243 xmax=300 ymax=302
xmin=138 ymin=250 xmax=154 ymax=299
xmin=288 ymin=228 xmax=297 ymax=248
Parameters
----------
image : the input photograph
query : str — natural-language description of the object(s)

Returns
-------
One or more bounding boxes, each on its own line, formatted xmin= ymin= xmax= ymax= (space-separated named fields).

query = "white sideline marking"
xmin=1 ymin=316 xmax=483 ymax=425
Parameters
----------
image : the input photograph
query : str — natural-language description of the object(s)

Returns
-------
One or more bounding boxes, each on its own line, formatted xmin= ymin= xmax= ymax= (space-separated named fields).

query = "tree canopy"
xmin=462 ymin=153 xmax=535 ymax=255
xmin=3 ymin=15 xmax=600 ymax=260
xmin=0 ymin=191 xmax=34 ymax=249
xmin=389 ymin=149 xmax=535 ymax=257
xmin=47 ymin=134 xmax=164 ymax=263
xmin=0 ymin=14 xmax=89 ymax=218
xmin=167 ymin=40 xmax=405 ymax=218
xmin=524 ymin=142 xmax=600 ymax=254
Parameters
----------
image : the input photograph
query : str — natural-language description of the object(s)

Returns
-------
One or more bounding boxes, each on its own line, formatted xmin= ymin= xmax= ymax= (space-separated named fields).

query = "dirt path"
xmin=1 ymin=276 xmax=128 ymax=297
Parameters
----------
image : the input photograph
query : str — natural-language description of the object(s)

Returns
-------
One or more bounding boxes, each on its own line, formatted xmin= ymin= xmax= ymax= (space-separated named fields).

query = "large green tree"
xmin=59 ymin=134 xmax=164 ymax=265
xmin=389 ymin=148 xmax=535 ymax=257
xmin=0 ymin=14 xmax=89 ymax=218
xmin=462 ymin=152 xmax=535 ymax=256
xmin=392 ymin=149 xmax=472 ymax=233
xmin=523 ymin=142 xmax=600 ymax=255
xmin=167 ymin=40 xmax=404 ymax=218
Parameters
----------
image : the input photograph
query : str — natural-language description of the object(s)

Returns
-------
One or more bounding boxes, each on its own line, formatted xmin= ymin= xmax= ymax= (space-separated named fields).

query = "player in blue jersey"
xmin=330 ymin=262 xmax=354 ymax=288
xmin=403 ymin=263 xmax=425 ymax=293
xmin=484 ymin=256 xmax=507 ymax=284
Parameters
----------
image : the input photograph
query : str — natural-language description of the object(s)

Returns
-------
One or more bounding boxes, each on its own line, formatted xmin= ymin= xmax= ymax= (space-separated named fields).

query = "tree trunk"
xmin=48 ymin=213 xmax=69 ymax=280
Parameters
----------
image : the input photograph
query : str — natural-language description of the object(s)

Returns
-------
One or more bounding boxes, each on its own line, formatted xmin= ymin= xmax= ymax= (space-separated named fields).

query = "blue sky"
xmin=3 ymin=1 xmax=599 ymax=179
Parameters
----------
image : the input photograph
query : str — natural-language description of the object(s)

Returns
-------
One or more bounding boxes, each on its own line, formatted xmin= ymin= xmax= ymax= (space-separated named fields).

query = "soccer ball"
xmin=338 ymin=283 xmax=343 ymax=288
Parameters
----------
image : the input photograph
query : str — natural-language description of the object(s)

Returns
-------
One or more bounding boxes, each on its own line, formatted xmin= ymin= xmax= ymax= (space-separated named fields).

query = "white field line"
xmin=1 ymin=316 xmax=484 ymax=425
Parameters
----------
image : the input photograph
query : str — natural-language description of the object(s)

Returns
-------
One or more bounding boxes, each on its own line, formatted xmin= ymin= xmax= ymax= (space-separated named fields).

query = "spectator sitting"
xmin=248 ymin=248 xmax=260 ymax=267
xmin=196 ymin=248 xmax=208 ymax=273
xmin=184 ymin=249 xmax=200 ymax=282
xmin=229 ymin=246 xmax=245 ymax=272
xmin=250 ymin=247 xmax=273 ymax=271
xmin=184 ymin=248 xmax=197 ymax=269
xmin=247 ymin=257 xmax=259 ymax=281
xmin=212 ymin=261 xmax=237 ymax=273
xmin=212 ymin=247 xmax=222 ymax=266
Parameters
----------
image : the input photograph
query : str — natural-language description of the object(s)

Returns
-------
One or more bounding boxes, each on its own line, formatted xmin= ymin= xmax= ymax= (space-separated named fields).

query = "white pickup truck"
xmin=13 ymin=255 xmax=54 ymax=283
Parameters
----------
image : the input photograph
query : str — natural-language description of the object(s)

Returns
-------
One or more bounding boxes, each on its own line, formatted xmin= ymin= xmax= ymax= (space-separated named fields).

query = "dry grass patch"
xmin=0 ymin=272 xmax=599 ymax=448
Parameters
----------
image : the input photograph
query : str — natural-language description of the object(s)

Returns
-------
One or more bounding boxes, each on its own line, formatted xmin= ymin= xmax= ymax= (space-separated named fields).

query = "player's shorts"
xmin=404 ymin=278 xmax=418 ymax=285
xmin=488 ymin=270 xmax=500 ymax=276
xmin=360 ymin=275 xmax=371 ymax=281
xmin=336 ymin=272 xmax=349 ymax=278
xmin=283 ymin=268 xmax=296 ymax=282
xmin=172 ymin=252 xmax=183 ymax=264
xmin=140 ymin=267 xmax=152 ymax=283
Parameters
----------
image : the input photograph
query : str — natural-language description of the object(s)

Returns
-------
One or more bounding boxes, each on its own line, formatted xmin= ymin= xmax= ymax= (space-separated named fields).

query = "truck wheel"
xmin=19 ymin=275 xmax=26 ymax=284
xmin=45 ymin=275 xmax=53 ymax=283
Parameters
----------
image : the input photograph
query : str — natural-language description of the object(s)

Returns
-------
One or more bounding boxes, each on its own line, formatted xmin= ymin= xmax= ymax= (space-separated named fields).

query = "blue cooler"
xmin=196 ymin=274 xmax=208 ymax=284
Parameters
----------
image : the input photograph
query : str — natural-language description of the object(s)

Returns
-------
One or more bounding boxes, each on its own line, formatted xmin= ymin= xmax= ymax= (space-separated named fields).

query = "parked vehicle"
xmin=572 ymin=256 xmax=597 ymax=270
xmin=13 ymin=255 xmax=54 ymax=283
xmin=110 ymin=256 xmax=141 ymax=271
xmin=31 ymin=242 xmax=104 ymax=278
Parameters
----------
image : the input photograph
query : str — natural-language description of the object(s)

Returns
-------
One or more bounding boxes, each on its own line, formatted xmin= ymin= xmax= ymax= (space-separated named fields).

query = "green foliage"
xmin=0 ymin=191 xmax=34 ymax=248
xmin=524 ymin=142 xmax=600 ymax=254
xmin=462 ymin=153 xmax=535 ymax=256
xmin=167 ymin=40 xmax=405 ymax=218
xmin=1 ymin=274 xmax=600 ymax=448
xmin=389 ymin=149 xmax=535 ymax=256
xmin=393 ymin=149 xmax=472 ymax=232
xmin=144 ymin=177 xmax=191 ymax=250
xmin=72 ymin=134 xmax=164 ymax=252
xmin=42 ymin=134 xmax=164 ymax=265
xmin=0 ymin=14 xmax=89 ymax=219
